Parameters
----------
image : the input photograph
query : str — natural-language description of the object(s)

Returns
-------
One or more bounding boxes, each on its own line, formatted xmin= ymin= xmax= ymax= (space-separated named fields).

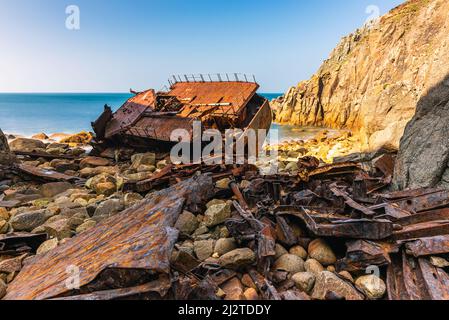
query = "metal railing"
xmin=168 ymin=73 xmax=257 ymax=86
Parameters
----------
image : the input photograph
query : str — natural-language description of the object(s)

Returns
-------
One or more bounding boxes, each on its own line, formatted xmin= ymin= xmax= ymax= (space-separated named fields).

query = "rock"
xmin=9 ymin=138 xmax=45 ymax=152
xmin=214 ymin=238 xmax=237 ymax=256
xmin=216 ymin=288 xmax=226 ymax=299
xmin=60 ymin=207 xmax=89 ymax=219
xmin=206 ymin=199 xmax=226 ymax=208
xmin=292 ymin=272 xmax=316 ymax=293
xmin=204 ymin=203 xmax=231 ymax=227
xmin=80 ymin=156 xmax=111 ymax=168
xmin=219 ymin=248 xmax=256 ymax=270
xmin=241 ymin=274 xmax=257 ymax=290
xmin=215 ymin=178 xmax=231 ymax=189
xmin=274 ymin=244 xmax=288 ymax=260
xmin=80 ymin=166 xmax=119 ymax=178
xmin=273 ymin=254 xmax=305 ymax=274
xmin=10 ymin=209 xmax=53 ymax=231
xmin=37 ymin=238 xmax=59 ymax=255
xmin=156 ymin=160 xmax=168 ymax=169
xmin=355 ymin=274 xmax=386 ymax=300
xmin=430 ymin=256 xmax=449 ymax=268
xmin=0 ymin=208 xmax=10 ymax=221
xmin=39 ymin=182 xmax=73 ymax=198
xmin=394 ymin=74 xmax=449 ymax=189
xmin=0 ymin=220 xmax=8 ymax=234
xmin=338 ymin=271 xmax=354 ymax=283
xmin=86 ymin=173 xmax=117 ymax=196
xmin=131 ymin=153 xmax=156 ymax=169
xmin=60 ymin=131 xmax=92 ymax=145
xmin=285 ymin=162 xmax=299 ymax=172
xmin=289 ymin=245 xmax=308 ymax=260
xmin=194 ymin=239 xmax=215 ymax=261
xmin=69 ymin=148 xmax=85 ymax=156
xmin=31 ymin=133 xmax=49 ymax=140
xmin=193 ymin=225 xmax=209 ymax=237
xmin=0 ymin=129 xmax=10 ymax=152
xmin=123 ymin=193 xmax=143 ymax=206
xmin=174 ymin=211 xmax=199 ymax=235
xmin=0 ymin=279 xmax=6 ymax=299
xmin=221 ymin=277 xmax=244 ymax=300
xmin=308 ymin=239 xmax=337 ymax=266
xmin=327 ymin=265 xmax=336 ymax=272
xmin=94 ymin=199 xmax=124 ymax=217
xmin=274 ymin=0 xmax=449 ymax=151
xmin=123 ymin=172 xmax=153 ymax=182
xmin=243 ymin=288 xmax=259 ymax=300
xmin=42 ymin=218 xmax=72 ymax=240
xmin=76 ymin=220 xmax=97 ymax=233
xmin=312 ymin=271 xmax=364 ymax=300
xmin=95 ymin=182 xmax=116 ymax=196
xmin=47 ymin=143 xmax=69 ymax=150
xmin=47 ymin=147 xmax=66 ymax=155
xmin=136 ymin=165 xmax=156 ymax=173
xmin=176 ymin=240 xmax=195 ymax=256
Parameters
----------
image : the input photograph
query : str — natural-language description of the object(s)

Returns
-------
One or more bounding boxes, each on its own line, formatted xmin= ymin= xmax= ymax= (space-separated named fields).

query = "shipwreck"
xmin=91 ymin=74 xmax=273 ymax=155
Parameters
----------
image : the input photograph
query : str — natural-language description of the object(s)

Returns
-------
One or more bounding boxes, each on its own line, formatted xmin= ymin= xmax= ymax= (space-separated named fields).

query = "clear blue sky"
xmin=0 ymin=0 xmax=404 ymax=93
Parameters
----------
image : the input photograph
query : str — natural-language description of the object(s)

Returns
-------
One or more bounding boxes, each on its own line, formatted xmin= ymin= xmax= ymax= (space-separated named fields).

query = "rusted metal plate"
xmin=393 ymin=190 xmax=449 ymax=212
xmin=373 ymin=153 xmax=395 ymax=177
xmin=243 ymin=99 xmax=272 ymax=133
xmin=52 ymin=276 xmax=172 ymax=301
xmin=169 ymin=81 xmax=258 ymax=115
xmin=396 ymin=208 xmax=449 ymax=226
xmin=381 ymin=187 xmax=444 ymax=200
xmin=330 ymin=185 xmax=377 ymax=217
xmin=15 ymin=164 xmax=81 ymax=183
xmin=393 ymin=221 xmax=449 ymax=241
xmin=105 ymin=89 xmax=156 ymax=138
xmin=309 ymin=162 xmax=360 ymax=179
xmin=405 ymin=235 xmax=449 ymax=257
xmin=387 ymin=251 xmax=449 ymax=300
xmin=291 ymin=208 xmax=393 ymax=240
xmin=337 ymin=240 xmax=395 ymax=272
xmin=13 ymin=151 xmax=77 ymax=160
xmin=127 ymin=116 xmax=194 ymax=142
xmin=393 ymin=208 xmax=449 ymax=240
xmin=277 ymin=207 xmax=393 ymax=240
xmin=4 ymin=175 xmax=214 ymax=300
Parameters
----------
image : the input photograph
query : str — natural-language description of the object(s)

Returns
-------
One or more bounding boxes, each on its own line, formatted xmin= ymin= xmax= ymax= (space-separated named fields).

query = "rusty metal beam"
xmin=405 ymin=235 xmax=449 ymax=257
xmin=4 ymin=175 xmax=214 ymax=300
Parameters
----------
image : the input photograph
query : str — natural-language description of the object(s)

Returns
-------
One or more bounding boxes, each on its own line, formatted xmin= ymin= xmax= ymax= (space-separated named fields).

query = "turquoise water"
xmin=0 ymin=93 xmax=284 ymax=136
xmin=0 ymin=93 xmax=132 ymax=136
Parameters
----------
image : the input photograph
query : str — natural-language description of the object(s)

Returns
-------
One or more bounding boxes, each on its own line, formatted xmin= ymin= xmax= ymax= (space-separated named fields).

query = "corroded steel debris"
xmin=3 ymin=125 xmax=449 ymax=300
xmin=4 ymin=175 xmax=214 ymax=300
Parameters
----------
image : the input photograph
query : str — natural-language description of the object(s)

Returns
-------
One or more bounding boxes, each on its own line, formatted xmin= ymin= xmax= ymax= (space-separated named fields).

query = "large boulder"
xmin=393 ymin=75 xmax=449 ymax=189
xmin=0 ymin=129 xmax=9 ymax=152
xmin=0 ymin=129 xmax=15 ymax=165
xmin=312 ymin=271 xmax=364 ymax=300
xmin=9 ymin=138 xmax=46 ymax=152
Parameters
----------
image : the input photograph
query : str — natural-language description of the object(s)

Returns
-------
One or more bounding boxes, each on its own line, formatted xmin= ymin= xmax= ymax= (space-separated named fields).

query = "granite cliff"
xmin=273 ymin=0 xmax=449 ymax=151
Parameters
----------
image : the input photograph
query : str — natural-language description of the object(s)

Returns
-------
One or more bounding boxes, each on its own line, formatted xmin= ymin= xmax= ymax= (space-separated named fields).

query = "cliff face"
xmin=274 ymin=0 xmax=449 ymax=151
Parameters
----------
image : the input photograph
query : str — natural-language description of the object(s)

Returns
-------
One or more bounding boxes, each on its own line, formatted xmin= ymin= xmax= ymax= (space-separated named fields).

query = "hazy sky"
xmin=0 ymin=0 xmax=404 ymax=93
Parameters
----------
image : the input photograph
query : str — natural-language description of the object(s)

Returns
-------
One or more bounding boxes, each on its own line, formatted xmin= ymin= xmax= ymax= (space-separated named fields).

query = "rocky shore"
xmin=3 ymin=125 xmax=449 ymax=300
xmin=0 ymin=129 xmax=391 ymax=300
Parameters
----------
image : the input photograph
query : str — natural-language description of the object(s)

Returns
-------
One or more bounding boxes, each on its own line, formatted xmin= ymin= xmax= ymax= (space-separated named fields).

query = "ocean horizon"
xmin=0 ymin=92 xmax=283 ymax=137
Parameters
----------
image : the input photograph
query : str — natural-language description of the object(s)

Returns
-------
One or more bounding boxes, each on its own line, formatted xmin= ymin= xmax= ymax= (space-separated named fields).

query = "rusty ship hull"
xmin=92 ymin=74 xmax=273 ymax=153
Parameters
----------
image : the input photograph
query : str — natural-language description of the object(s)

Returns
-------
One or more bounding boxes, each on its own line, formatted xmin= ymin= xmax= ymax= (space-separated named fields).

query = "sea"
xmin=0 ymin=92 xmax=326 ymax=142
